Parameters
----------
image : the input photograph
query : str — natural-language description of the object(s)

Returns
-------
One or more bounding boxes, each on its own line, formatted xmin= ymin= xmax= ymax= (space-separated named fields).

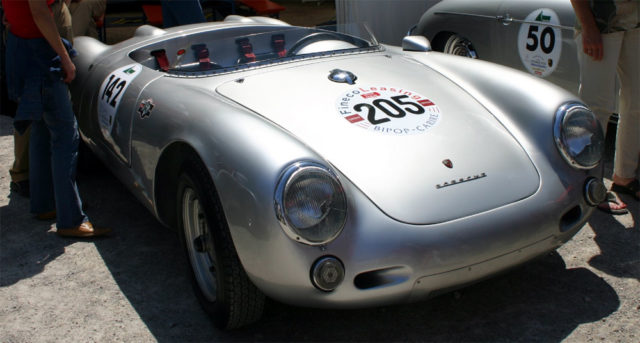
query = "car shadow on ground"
xmin=52 ymin=166 xmax=619 ymax=342
xmin=587 ymin=203 xmax=639 ymax=280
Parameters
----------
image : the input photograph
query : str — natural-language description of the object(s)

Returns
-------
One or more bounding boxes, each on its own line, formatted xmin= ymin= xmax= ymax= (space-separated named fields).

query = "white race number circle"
xmin=98 ymin=64 xmax=142 ymax=137
xmin=517 ymin=8 xmax=562 ymax=78
xmin=336 ymin=86 xmax=441 ymax=136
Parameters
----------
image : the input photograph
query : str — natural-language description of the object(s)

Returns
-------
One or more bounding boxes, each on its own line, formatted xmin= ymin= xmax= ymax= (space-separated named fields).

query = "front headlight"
xmin=275 ymin=162 xmax=347 ymax=245
xmin=554 ymin=102 xmax=604 ymax=169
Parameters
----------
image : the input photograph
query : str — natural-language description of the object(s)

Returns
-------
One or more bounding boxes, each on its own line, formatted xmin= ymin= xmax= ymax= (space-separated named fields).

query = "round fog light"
xmin=311 ymin=256 xmax=344 ymax=292
xmin=585 ymin=178 xmax=607 ymax=206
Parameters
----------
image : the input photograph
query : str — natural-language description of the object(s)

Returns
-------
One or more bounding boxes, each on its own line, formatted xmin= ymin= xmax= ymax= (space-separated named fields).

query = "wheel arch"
xmin=430 ymin=31 xmax=455 ymax=52
xmin=154 ymin=141 xmax=203 ymax=230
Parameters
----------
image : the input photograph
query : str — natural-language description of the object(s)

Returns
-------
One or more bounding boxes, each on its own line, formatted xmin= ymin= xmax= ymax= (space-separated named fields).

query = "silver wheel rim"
xmin=182 ymin=187 xmax=217 ymax=301
xmin=444 ymin=35 xmax=477 ymax=59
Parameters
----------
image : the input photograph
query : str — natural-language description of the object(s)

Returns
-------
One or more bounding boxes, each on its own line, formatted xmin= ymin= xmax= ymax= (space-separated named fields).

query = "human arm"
xmin=570 ymin=0 xmax=603 ymax=61
xmin=28 ymin=0 xmax=75 ymax=82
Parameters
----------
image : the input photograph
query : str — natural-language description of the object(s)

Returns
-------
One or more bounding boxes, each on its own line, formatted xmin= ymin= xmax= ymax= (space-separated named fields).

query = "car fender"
xmin=127 ymin=78 xmax=335 ymax=289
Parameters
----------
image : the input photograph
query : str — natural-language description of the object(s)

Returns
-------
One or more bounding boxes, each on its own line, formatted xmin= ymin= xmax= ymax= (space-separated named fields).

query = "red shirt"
xmin=2 ymin=0 xmax=55 ymax=38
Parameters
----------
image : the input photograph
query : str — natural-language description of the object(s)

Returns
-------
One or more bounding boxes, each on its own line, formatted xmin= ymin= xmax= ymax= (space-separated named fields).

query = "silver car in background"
xmin=415 ymin=0 xmax=579 ymax=94
xmin=69 ymin=15 xmax=605 ymax=329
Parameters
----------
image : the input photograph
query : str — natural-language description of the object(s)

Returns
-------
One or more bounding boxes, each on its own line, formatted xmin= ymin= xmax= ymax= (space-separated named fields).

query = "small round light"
xmin=584 ymin=178 xmax=607 ymax=206
xmin=311 ymin=256 xmax=345 ymax=292
xmin=554 ymin=102 xmax=604 ymax=169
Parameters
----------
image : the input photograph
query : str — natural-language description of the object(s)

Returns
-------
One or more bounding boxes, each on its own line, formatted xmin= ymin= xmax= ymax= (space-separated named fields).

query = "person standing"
xmin=2 ymin=0 xmax=110 ymax=237
xmin=68 ymin=0 xmax=105 ymax=39
xmin=161 ymin=0 xmax=206 ymax=28
xmin=3 ymin=0 xmax=72 ymax=199
xmin=570 ymin=0 xmax=640 ymax=213
xmin=51 ymin=0 xmax=73 ymax=43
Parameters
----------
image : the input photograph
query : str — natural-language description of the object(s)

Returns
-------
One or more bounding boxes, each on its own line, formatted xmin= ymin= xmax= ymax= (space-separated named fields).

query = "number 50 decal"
xmin=525 ymin=25 xmax=555 ymax=54
xmin=97 ymin=64 xmax=142 ymax=137
xmin=517 ymin=9 xmax=562 ymax=78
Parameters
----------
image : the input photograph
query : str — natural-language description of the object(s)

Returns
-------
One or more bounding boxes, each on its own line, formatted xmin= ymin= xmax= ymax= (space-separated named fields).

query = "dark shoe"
xmin=35 ymin=211 xmax=57 ymax=220
xmin=610 ymin=179 xmax=639 ymax=201
xmin=597 ymin=192 xmax=628 ymax=215
xmin=56 ymin=222 xmax=111 ymax=238
xmin=10 ymin=180 xmax=29 ymax=198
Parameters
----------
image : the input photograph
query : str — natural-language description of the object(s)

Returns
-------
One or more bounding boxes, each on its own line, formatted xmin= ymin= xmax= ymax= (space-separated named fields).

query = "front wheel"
xmin=177 ymin=155 xmax=264 ymax=329
xmin=441 ymin=34 xmax=478 ymax=59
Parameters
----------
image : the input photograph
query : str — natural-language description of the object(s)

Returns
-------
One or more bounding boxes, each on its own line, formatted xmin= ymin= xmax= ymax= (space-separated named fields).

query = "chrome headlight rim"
xmin=274 ymin=161 xmax=347 ymax=246
xmin=553 ymin=101 xmax=604 ymax=170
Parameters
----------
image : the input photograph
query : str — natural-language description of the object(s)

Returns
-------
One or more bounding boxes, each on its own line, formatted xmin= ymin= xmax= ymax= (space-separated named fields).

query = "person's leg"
xmin=85 ymin=0 xmax=106 ymax=39
xmin=576 ymin=31 xmax=629 ymax=212
xmin=29 ymin=119 xmax=56 ymax=215
xmin=51 ymin=0 xmax=74 ymax=43
xmin=611 ymin=27 xmax=640 ymax=199
xmin=42 ymin=79 xmax=87 ymax=229
xmin=575 ymin=31 xmax=624 ymax=130
xmin=162 ymin=0 xmax=205 ymax=28
xmin=10 ymin=127 xmax=30 ymax=190
xmin=69 ymin=0 xmax=91 ymax=38
xmin=69 ymin=0 xmax=105 ymax=39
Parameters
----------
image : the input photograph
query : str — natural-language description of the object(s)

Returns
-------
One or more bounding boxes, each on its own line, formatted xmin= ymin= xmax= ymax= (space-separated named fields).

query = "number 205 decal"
xmin=97 ymin=64 xmax=142 ymax=137
xmin=336 ymin=86 xmax=441 ymax=136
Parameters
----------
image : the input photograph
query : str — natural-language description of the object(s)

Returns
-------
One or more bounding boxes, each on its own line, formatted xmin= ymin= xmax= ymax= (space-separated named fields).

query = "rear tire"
xmin=176 ymin=155 xmax=264 ymax=329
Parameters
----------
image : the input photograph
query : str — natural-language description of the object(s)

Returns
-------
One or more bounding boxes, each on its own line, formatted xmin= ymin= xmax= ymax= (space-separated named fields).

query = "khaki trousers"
xmin=10 ymin=126 xmax=30 ymax=183
xmin=576 ymin=27 xmax=640 ymax=179
xmin=69 ymin=0 xmax=106 ymax=39
xmin=50 ymin=0 xmax=74 ymax=43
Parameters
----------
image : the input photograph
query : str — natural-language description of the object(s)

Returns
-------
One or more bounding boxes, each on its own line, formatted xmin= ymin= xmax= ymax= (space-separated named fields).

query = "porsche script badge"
xmin=436 ymin=173 xmax=487 ymax=189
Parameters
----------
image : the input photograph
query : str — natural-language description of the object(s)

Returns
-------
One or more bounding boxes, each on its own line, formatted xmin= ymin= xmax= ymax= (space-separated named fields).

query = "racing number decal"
xmin=355 ymin=96 xmax=426 ymax=124
xmin=517 ymin=9 xmax=562 ymax=78
xmin=337 ymin=87 xmax=441 ymax=135
xmin=97 ymin=64 xmax=142 ymax=137
xmin=525 ymin=25 xmax=555 ymax=54
xmin=101 ymin=74 xmax=127 ymax=108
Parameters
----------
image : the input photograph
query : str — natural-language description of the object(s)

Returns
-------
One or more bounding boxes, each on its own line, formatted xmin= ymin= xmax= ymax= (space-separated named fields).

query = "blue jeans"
xmin=6 ymin=32 xmax=87 ymax=229
xmin=161 ymin=0 xmax=206 ymax=28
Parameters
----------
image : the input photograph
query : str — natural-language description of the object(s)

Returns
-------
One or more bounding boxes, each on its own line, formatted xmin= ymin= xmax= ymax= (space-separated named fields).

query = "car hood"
xmin=216 ymin=54 xmax=539 ymax=224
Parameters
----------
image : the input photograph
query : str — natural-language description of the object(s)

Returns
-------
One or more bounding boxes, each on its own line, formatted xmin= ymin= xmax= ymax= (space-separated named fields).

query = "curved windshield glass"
xmin=130 ymin=23 xmax=379 ymax=76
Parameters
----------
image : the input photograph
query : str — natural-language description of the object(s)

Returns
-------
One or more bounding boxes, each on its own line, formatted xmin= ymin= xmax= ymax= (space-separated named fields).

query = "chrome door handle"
xmin=497 ymin=14 xmax=513 ymax=25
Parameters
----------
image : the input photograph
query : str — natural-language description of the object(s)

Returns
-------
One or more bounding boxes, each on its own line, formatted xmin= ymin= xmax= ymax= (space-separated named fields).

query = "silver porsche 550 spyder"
xmin=415 ymin=0 xmax=579 ymax=94
xmin=69 ymin=16 xmax=606 ymax=329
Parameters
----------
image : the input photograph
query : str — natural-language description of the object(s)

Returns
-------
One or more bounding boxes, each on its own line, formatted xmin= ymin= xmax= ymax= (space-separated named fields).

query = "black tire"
xmin=176 ymin=154 xmax=265 ymax=329
xmin=435 ymin=33 xmax=478 ymax=59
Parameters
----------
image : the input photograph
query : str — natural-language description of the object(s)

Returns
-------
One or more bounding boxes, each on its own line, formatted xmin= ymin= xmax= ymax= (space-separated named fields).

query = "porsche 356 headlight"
xmin=553 ymin=102 xmax=604 ymax=169
xmin=275 ymin=162 xmax=347 ymax=245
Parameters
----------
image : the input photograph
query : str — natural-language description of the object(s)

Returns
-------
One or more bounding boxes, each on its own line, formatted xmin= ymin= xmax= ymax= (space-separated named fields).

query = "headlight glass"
xmin=554 ymin=102 xmax=604 ymax=169
xmin=275 ymin=162 xmax=347 ymax=245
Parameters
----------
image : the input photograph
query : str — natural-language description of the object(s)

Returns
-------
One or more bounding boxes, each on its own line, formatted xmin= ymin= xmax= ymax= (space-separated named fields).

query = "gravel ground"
xmin=0 ymin=3 xmax=638 ymax=338
xmin=0 ymin=111 xmax=638 ymax=342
